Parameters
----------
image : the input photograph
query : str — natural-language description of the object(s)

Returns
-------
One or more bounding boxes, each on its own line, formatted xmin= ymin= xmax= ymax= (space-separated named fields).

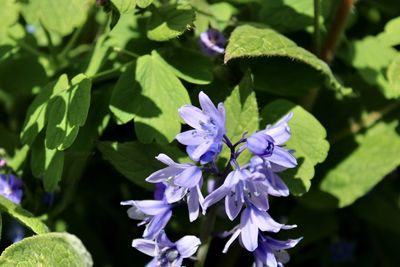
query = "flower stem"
xmin=300 ymin=0 xmax=355 ymax=111
xmin=194 ymin=207 xmax=217 ymax=267
xmin=321 ymin=0 xmax=354 ymax=63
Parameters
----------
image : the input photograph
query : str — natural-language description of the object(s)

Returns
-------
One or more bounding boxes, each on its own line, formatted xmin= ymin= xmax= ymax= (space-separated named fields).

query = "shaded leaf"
xmin=97 ymin=141 xmax=188 ymax=190
xmin=320 ymin=121 xmax=400 ymax=207
xmin=147 ymin=2 xmax=195 ymax=41
xmin=224 ymin=24 xmax=349 ymax=95
xmin=155 ymin=48 xmax=213 ymax=85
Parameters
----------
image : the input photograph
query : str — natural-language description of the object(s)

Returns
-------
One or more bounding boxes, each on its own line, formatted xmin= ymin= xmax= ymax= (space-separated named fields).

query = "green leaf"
xmin=111 ymin=0 xmax=136 ymax=13
xmin=221 ymin=72 xmax=259 ymax=165
xmin=320 ymin=121 xmax=400 ymax=208
xmin=31 ymin=137 xmax=65 ymax=192
xmin=109 ymin=62 xmax=137 ymax=124
xmin=344 ymin=37 xmax=399 ymax=99
xmin=387 ymin=54 xmax=400 ymax=93
xmin=147 ymin=2 xmax=195 ymax=41
xmin=377 ymin=17 xmax=400 ymax=47
xmin=136 ymin=0 xmax=153 ymax=8
xmin=210 ymin=2 xmax=237 ymax=30
xmin=259 ymin=0 xmax=313 ymax=32
xmin=45 ymin=74 xmax=92 ymax=150
xmin=43 ymin=149 xmax=64 ymax=192
xmin=97 ymin=141 xmax=188 ymax=190
xmin=224 ymin=24 xmax=350 ymax=95
xmin=133 ymin=51 xmax=190 ymax=143
xmin=20 ymin=81 xmax=57 ymax=146
xmin=0 ymin=0 xmax=19 ymax=42
xmin=0 ymin=232 xmax=92 ymax=267
xmin=0 ymin=195 xmax=49 ymax=235
xmin=261 ymin=99 xmax=329 ymax=195
xmin=39 ymin=0 xmax=92 ymax=36
xmin=154 ymin=48 xmax=213 ymax=85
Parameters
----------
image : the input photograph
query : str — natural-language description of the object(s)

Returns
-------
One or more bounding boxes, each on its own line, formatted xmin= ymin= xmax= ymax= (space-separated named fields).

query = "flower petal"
xmin=189 ymin=141 xmax=213 ymax=162
xmin=202 ymin=186 xmax=228 ymax=212
xmin=222 ymin=228 xmax=241 ymax=253
xmin=268 ymin=146 xmax=297 ymax=168
xmin=176 ymin=130 xmax=205 ymax=146
xmin=265 ymin=112 xmax=293 ymax=145
xmin=143 ymin=211 xmax=172 ymax=239
xmin=132 ymin=200 xmax=170 ymax=215
xmin=145 ymin=166 xmax=181 ymax=183
xmin=187 ymin=188 xmax=200 ymax=222
xmin=264 ymin=236 xmax=303 ymax=250
xmin=198 ymin=92 xmax=222 ymax=126
xmin=225 ymin=187 xmax=243 ymax=221
xmin=240 ymin=207 xmax=258 ymax=251
xmin=250 ymin=208 xmax=284 ymax=233
xmin=132 ymin=239 xmax=156 ymax=256
xmin=174 ymin=166 xmax=202 ymax=188
xmin=178 ymin=105 xmax=210 ymax=129
xmin=176 ymin=236 xmax=201 ymax=258
xmin=164 ymin=185 xmax=187 ymax=203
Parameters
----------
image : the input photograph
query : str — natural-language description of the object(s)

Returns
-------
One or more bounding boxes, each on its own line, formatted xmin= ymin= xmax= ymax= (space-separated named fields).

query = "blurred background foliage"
xmin=0 ymin=0 xmax=399 ymax=266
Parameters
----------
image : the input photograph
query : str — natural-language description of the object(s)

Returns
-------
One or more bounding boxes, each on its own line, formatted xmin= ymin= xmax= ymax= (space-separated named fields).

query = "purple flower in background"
xmin=223 ymin=205 xmax=296 ymax=252
xmin=253 ymin=235 xmax=302 ymax=267
xmin=121 ymin=200 xmax=172 ymax=240
xmin=146 ymin=154 xmax=204 ymax=221
xmin=0 ymin=174 xmax=23 ymax=204
xmin=176 ymin=92 xmax=226 ymax=164
xmin=0 ymin=159 xmax=6 ymax=167
xmin=132 ymin=231 xmax=201 ymax=267
xmin=200 ymin=29 xmax=227 ymax=56
xmin=247 ymin=113 xmax=297 ymax=168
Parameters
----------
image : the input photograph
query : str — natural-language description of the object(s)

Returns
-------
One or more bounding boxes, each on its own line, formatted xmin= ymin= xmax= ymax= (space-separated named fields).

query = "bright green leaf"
xmin=154 ymin=48 xmax=213 ymax=85
xmin=0 ymin=232 xmax=92 ymax=267
xmin=0 ymin=0 xmax=19 ymax=43
xmin=133 ymin=52 xmax=190 ymax=143
xmin=0 ymin=195 xmax=49 ymax=235
xmin=221 ymin=72 xmax=259 ymax=165
xmin=345 ymin=37 xmax=399 ymax=99
xmin=210 ymin=2 xmax=237 ymax=30
xmin=377 ymin=17 xmax=400 ymax=47
xmin=111 ymin=0 xmax=136 ymax=13
xmin=136 ymin=0 xmax=153 ymax=8
xmin=320 ymin=121 xmax=400 ymax=207
xmin=387 ymin=54 xmax=400 ymax=93
xmin=224 ymin=24 xmax=350 ymax=95
xmin=38 ymin=0 xmax=92 ymax=36
xmin=261 ymin=99 xmax=330 ymax=195
xmin=97 ymin=141 xmax=188 ymax=190
xmin=147 ymin=2 xmax=195 ymax=41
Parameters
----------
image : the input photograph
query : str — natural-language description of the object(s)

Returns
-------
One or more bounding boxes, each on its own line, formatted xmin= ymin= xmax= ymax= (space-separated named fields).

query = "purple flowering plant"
xmin=122 ymin=92 xmax=301 ymax=266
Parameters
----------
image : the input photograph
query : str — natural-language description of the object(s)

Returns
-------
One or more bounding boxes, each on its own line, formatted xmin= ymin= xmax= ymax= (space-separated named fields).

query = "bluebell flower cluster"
xmin=122 ymin=92 xmax=301 ymax=266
